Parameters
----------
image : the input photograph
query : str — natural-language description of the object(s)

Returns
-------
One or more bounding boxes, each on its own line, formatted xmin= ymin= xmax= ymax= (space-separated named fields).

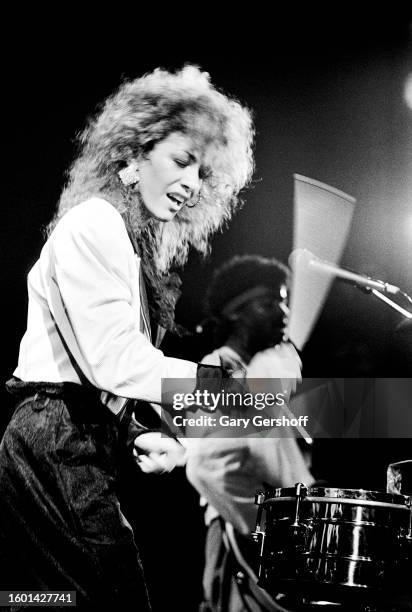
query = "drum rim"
xmin=264 ymin=485 xmax=410 ymax=505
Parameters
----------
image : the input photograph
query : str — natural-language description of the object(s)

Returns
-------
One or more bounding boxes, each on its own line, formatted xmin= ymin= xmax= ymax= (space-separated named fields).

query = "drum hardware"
xmin=290 ymin=483 xmax=311 ymax=558
xmin=253 ymin=491 xmax=268 ymax=582
xmin=292 ymin=483 xmax=306 ymax=527
xmin=253 ymin=483 xmax=412 ymax=610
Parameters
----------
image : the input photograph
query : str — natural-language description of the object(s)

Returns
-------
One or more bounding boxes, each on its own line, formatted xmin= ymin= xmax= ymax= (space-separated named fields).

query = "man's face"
xmin=238 ymin=284 xmax=289 ymax=352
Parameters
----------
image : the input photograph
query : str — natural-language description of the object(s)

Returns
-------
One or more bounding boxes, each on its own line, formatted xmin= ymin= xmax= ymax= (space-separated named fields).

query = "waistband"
xmin=6 ymin=377 xmax=102 ymax=403
xmin=5 ymin=377 xmax=125 ymax=429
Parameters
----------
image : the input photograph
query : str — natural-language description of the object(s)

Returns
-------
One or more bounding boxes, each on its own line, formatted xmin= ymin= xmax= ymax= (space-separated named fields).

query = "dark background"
xmin=2 ymin=13 xmax=412 ymax=610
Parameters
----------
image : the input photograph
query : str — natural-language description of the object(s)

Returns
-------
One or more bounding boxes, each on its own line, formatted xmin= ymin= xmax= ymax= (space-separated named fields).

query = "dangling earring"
xmin=186 ymin=191 xmax=202 ymax=208
xmin=118 ymin=161 xmax=139 ymax=186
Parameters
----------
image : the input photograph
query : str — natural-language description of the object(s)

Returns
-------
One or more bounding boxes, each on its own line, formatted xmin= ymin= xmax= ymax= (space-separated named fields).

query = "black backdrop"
xmin=2 ymin=13 xmax=412 ymax=610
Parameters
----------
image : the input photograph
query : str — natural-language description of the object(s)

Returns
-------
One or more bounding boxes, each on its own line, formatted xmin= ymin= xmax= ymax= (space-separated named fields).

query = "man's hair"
xmin=207 ymin=255 xmax=289 ymax=317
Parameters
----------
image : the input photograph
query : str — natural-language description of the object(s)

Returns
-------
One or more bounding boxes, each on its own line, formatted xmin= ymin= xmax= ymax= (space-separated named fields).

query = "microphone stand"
xmin=356 ymin=284 xmax=412 ymax=319
xmin=369 ymin=288 xmax=412 ymax=319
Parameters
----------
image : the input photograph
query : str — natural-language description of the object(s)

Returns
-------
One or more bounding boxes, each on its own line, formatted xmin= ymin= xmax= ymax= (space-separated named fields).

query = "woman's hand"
xmin=133 ymin=432 xmax=186 ymax=474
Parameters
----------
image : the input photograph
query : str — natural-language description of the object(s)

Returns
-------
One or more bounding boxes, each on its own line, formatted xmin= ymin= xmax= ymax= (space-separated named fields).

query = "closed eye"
xmin=174 ymin=158 xmax=189 ymax=168
xmin=174 ymin=157 xmax=211 ymax=181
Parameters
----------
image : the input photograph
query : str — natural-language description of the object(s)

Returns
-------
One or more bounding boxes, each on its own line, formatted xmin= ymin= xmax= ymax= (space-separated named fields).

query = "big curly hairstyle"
xmin=47 ymin=65 xmax=255 ymax=332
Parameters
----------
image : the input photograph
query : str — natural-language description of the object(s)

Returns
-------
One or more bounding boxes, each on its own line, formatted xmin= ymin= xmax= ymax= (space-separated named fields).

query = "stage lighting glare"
xmin=404 ymin=73 xmax=412 ymax=110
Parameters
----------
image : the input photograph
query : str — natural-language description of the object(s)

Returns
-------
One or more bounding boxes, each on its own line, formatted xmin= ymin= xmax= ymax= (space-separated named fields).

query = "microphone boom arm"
xmin=308 ymin=258 xmax=400 ymax=295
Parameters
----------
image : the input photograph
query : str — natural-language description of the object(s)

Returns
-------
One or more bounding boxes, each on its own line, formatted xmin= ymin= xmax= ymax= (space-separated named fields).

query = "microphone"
xmin=289 ymin=249 xmax=400 ymax=295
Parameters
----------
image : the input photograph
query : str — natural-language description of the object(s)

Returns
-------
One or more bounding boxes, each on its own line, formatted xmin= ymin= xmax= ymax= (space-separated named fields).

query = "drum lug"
xmin=292 ymin=482 xmax=307 ymax=528
xmin=252 ymin=527 xmax=264 ymax=545
xmin=253 ymin=491 xmax=266 ymax=542
xmin=252 ymin=526 xmax=267 ymax=582
xmin=253 ymin=490 xmax=268 ymax=580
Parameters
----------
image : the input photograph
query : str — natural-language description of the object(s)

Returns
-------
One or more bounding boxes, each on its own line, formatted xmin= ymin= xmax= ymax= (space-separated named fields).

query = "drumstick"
xmin=279 ymin=403 xmax=313 ymax=445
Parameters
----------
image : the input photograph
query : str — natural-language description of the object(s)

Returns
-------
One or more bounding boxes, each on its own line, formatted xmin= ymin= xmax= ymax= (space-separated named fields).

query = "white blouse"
xmin=14 ymin=198 xmax=197 ymax=412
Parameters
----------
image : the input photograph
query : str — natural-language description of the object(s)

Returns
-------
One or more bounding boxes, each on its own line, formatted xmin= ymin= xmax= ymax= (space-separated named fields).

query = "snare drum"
xmin=253 ymin=484 xmax=412 ymax=608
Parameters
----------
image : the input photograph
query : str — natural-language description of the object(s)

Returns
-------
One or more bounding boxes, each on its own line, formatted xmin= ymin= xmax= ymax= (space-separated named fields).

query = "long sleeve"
xmin=43 ymin=198 xmax=197 ymax=403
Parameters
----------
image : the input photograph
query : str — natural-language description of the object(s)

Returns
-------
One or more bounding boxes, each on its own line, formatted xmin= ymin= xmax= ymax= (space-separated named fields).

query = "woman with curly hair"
xmin=0 ymin=65 xmax=254 ymax=609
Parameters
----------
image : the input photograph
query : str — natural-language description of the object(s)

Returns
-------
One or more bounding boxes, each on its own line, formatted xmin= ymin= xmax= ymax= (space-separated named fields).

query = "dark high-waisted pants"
xmin=0 ymin=378 xmax=151 ymax=610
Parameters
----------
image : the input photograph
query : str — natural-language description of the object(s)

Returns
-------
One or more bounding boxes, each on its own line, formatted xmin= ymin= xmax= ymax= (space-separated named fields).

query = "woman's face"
xmin=137 ymin=132 xmax=204 ymax=222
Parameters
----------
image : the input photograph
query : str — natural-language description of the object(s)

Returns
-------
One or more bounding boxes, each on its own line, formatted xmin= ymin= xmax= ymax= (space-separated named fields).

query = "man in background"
xmin=186 ymin=255 xmax=314 ymax=611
